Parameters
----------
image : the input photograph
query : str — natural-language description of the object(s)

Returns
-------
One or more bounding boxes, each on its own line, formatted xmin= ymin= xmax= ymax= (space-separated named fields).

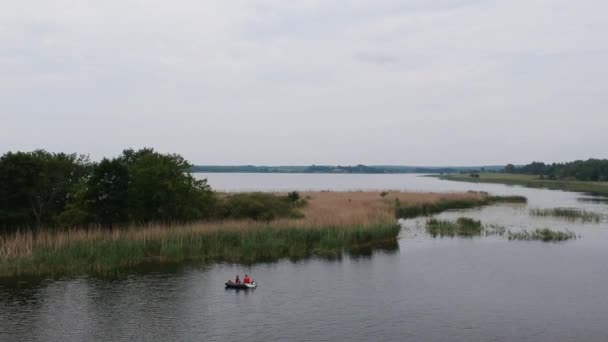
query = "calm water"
xmin=2 ymin=174 xmax=608 ymax=341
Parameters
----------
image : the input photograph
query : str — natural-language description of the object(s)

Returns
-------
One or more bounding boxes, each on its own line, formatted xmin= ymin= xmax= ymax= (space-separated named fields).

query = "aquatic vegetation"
xmin=0 ymin=191 xmax=486 ymax=277
xmin=426 ymin=217 xmax=483 ymax=237
xmin=484 ymin=224 xmax=507 ymax=236
xmin=486 ymin=195 xmax=528 ymax=203
xmin=439 ymin=173 xmax=608 ymax=196
xmin=507 ymin=228 xmax=577 ymax=242
xmin=395 ymin=194 xmax=527 ymax=219
xmin=0 ymin=223 xmax=401 ymax=277
xmin=529 ymin=208 xmax=601 ymax=223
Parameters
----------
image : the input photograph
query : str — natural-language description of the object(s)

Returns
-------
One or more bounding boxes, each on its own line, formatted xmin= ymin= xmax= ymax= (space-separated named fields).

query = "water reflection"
xmin=3 ymin=174 xmax=608 ymax=341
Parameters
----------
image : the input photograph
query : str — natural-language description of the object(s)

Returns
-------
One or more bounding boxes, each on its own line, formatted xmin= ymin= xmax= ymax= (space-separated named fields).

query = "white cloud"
xmin=1 ymin=0 xmax=607 ymax=165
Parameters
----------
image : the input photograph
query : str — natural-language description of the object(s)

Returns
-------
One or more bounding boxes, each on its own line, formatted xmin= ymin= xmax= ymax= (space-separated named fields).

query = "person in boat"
xmin=234 ymin=275 xmax=240 ymax=284
xmin=243 ymin=274 xmax=250 ymax=284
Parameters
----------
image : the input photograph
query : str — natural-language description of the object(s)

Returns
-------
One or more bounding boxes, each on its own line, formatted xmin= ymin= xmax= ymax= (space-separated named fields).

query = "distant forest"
xmin=192 ymin=164 xmax=504 ymax=174
xmin=505 ymin=159 xmax=608 ymax=181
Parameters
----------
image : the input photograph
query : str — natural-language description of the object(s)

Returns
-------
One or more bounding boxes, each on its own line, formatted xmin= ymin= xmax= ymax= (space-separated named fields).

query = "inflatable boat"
xmin=225 ymin=281 xmax=257 ymax=289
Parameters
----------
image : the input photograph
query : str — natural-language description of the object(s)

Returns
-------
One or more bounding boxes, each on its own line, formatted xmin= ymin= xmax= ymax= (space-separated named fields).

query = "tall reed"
xmin=0 ymin=191 xmax=502 ymax=277
xmin=529 ymin=208 xmax=602 ymax=223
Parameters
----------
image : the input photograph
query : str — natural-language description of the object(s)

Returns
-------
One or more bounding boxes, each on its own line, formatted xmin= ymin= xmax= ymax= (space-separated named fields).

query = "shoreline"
xmin=0 ymin=191 xmax=522 ymax=278
xmin=437 ymin=173 xmax=608 ymax=196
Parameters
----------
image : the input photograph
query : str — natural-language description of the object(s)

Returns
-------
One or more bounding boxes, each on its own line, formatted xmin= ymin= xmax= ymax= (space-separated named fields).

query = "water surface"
xmin=2 ymin=174 xmax=608 ymax=341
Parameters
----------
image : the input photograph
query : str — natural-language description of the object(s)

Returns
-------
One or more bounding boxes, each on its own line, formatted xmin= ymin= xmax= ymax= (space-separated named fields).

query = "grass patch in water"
xmin=395 ymin=194 xmax=526 ymax=219
xmin=507 ymin=228 xmax=576 ymax=242
xmin=426 ymin=217 xmax=483 ymax=237
xmin=529 ymin=208 xmax=601 ymax=223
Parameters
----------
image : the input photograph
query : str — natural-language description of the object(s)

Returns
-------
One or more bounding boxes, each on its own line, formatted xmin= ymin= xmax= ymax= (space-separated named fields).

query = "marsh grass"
xmin=394 ymin=193 xmax=527 ymax=219
xmin=507 ymin=228 xmax=577 ymax=242
xmin=426 ymin=217 xmax=483 ymax=237
xmin=0 ymin=191 xmax=529 ymax=277
xmin=529 ymin=208 xmax=602 ymax=223
xmin=0 ymin=223 xmax=401 ymax=277
xmin=0 ymin=191 xmax=492 ymax=277
xmin=439 ymin=173 xmax=608 ymax=196
xmin=487 ymin=195 xmax=528 ymax=203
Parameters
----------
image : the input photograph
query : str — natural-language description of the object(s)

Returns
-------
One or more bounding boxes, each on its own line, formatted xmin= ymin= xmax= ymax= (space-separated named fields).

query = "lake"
xmin=2 ymin=174 xmax=608 ymax=341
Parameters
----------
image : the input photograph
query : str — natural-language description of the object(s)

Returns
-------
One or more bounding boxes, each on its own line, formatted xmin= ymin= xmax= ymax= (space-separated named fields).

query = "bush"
xmin=213 ymin=193 xmax=304 ymax=221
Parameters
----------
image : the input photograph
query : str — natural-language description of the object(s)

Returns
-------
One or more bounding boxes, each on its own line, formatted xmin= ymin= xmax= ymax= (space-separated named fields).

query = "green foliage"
xmin=0 ymin=150 xmax=90 ymax=230
xmin=507 ymin=228 xmax=576 ymax=242
xmin=84 ymin=158 xmax=130 ymax=226
xmin=0 ymin=224 xmax=400 ymax=277
xmin=287 ymin=191 xmax=301 ymax=203
xmin=117 ymin=148 xmax=214 ymax=223
xmin=440 ymin=173 xmax=608 ymax=196
xmin=213 ymin=192 xmax=303 ymax=221
xmin=506 ymin=159 xmax=608 ymax=181
xmin=504 ymin=164 xmax=516 ymax=173
xmin=529 ymin=208 xmax=601 ymax=223
xmin=426 ymin=217 xmax=483 ymax=237
xmin=394 ymin=195 xmax=526 ymax=219
xmin=0 ymin=148 xmax=215 ymax=231
xmin=486 ymin=195 xmax=527 ymax=203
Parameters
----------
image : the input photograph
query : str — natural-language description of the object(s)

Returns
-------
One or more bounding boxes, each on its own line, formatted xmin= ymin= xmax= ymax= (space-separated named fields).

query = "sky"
xmin=1 ymin=0 xmax=607 ymax=166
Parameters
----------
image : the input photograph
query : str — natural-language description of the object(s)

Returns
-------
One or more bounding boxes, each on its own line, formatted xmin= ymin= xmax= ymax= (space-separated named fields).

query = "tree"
xmin=84 ymin=158 xmax=130 ymax=226
xmin=504 ymin=164 xmax=516 ymax=174
xmin=120 ymin=148 xmax=214 ymax=222
xmin=0 ymin=150 xmax=89 ymax=230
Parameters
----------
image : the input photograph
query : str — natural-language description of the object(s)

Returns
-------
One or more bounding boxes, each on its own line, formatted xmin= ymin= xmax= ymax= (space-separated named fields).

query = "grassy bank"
xmin=0 ymin=191 xmax=516 ymax=277
xmin=438 ymin=173 xmax=608 ymax=196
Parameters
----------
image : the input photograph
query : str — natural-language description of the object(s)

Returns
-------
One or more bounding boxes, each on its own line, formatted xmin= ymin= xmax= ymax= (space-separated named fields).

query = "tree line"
xmin=504 ymin=159 xmax=608 ymax=181
xmin=0 ymin=148 xmax=214 ymax=231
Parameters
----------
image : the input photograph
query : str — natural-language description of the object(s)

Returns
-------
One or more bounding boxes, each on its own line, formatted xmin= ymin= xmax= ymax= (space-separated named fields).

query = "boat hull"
xmin=225 ymin=281 xmax=257 ymax=289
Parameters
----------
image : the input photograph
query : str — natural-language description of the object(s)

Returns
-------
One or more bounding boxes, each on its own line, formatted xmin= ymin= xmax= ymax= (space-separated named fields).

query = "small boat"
xmin=225 ymin=281 xmax=257 ymax=290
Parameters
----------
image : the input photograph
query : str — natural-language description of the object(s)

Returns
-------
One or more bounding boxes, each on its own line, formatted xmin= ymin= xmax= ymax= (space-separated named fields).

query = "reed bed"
xmin=426 ymin=217 xmax=483 ymax=237
xmin=393 ymin=192 xmax=525 ymax=219
xmin=507 ymin=228 xmax=577 ymax=242
xmin=529 ymin=208 xmax=602 ymax=223
xmin=0 ymin=191 xmax=499 ymax=277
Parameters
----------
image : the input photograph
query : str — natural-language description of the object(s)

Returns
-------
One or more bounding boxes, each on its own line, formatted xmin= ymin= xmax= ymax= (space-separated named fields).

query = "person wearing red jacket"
xmin=243 ymin=274 xmax=251 ymax=284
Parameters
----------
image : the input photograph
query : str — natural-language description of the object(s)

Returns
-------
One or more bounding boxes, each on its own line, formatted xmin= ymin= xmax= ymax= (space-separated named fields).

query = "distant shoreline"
xmin=438 ymin=173 xmax=608 ymax=196
xmin=191 ymin=164 xmax=504 ymax=174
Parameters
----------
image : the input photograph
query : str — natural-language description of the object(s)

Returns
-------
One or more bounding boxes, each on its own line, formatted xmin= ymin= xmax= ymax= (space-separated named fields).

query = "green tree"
xmin=0 ymin=150 xmax=89 ymax=230
xmin=120 ymin=148 xmax=214 ymax=222
xmin=84 ymin=158 xmax=130 ymax=226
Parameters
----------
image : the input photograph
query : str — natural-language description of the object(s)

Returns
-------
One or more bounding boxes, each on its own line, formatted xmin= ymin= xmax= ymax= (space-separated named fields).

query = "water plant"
xmin=529 ymin=208 xmax=601 ymax=223
xmin=507 ymin=228 xmax=576 ymax=242
xmin=425 ymin=217 xmax=483 ymax=237
xmin=395 ymin=194 xmax=527 ymax=219
xmin=0 ymin=191 xmax=491 ymax=277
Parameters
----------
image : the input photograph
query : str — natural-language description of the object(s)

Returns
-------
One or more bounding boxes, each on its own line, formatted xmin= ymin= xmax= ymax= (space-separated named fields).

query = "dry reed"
xmin=0 ymin=191 xmax=488 ymax=276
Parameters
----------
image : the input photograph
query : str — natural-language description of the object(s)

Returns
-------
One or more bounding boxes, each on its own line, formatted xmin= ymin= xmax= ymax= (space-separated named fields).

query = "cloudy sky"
xmin=1 ymin=0 xmax=606 ymax=166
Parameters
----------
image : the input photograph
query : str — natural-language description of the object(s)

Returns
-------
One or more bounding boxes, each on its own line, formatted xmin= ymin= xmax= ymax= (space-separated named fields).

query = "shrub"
xmin=213 ymin=193 xmax=304 ymax=221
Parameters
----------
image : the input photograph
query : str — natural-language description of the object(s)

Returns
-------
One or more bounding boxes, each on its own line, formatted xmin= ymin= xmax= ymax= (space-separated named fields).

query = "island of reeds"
xmin=529 ymin=208 xmax=602 ymax=223
xmin=0 ymin=148 xmax=526 ymax=278
xmin=507 ymin=229 xmax=577 ymax=242
xmin=423 ymin=217 xmax=574 ymax=242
